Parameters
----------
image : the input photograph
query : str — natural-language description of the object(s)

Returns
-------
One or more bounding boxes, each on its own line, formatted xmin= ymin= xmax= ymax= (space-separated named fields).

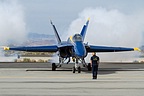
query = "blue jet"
xmin=4 ymin=18 xmax=140 ymax=73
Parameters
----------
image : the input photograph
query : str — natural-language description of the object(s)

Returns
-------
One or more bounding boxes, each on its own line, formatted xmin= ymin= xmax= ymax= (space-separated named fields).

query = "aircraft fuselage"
xmin=73 ymin=41 xmax=87 ymax=58
xmin=67 ymin=34 xmax=87 ymax=59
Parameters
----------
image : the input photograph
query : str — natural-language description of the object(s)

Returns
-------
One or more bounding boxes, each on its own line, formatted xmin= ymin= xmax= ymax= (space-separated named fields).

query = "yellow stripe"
xmin=87 ymin=17 xmax=90 ymax=21
xmin=134 ymin=47 xmax=141 ymax=51
xmin=4 ymin=47 xmax=10 ymax=50
xmin=69 ymin=36 xmax=73 ymax=42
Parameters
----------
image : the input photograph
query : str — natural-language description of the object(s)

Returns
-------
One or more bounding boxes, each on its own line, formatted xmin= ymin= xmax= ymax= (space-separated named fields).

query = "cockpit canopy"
xmin=72 ymin=34 xmax=83 ymax=42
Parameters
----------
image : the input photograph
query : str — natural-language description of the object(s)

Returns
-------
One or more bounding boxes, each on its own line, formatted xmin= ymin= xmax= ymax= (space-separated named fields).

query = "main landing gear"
xmin=52 ymin=57 xmax=64 ymax=71
xmin=87 ymin=63 xmax=92 ymax=71
xmin=52 ymin=63 xmax=56 ymax=71
xmin=52 ymin=58 xmax=91 ymax=73
xmin=52 ymin=62 xmax=81 ymax=73
xmin=52 ymin=63 xmax=62 ymax=71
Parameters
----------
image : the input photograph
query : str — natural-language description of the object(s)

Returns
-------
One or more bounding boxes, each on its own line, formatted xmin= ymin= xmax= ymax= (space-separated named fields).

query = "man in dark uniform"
xmin=90 ymin=52 xmax=100 ymax=79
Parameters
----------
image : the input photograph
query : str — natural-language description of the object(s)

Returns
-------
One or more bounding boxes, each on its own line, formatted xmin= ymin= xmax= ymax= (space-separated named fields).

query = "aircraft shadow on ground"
xmin=1 ymin=62 xmax=144 ymax=75
xmin=26 ymin=63 xmax=144 ymax=75
xmin=25 ymin=67 xmax=119 ymax=75
xmin=26 ymin=68 xmax=117 ymax=75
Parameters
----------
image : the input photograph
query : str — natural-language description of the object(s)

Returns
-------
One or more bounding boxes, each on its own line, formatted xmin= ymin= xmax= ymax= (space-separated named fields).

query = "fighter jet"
xmin=4 ymin=18 xmax=140 ymax=73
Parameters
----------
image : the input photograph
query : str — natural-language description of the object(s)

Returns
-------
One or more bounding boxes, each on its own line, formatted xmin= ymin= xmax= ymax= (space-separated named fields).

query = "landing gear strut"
xmin=72 ymin=59 xmax=81 ymax=73
xmin=78 ymin=66 xmax=81 ymax=73
xmin=72 ymin=66 xmax=81 ymax=73
xmin=72 ymin=66 xmax=76 ymax=73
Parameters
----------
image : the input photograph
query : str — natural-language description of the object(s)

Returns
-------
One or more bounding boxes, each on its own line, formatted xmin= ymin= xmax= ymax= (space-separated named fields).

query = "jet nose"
xmin=77 ymin=53 xmax=84 ymax=58
xmin=74 ymin=41 xmax=86 ymax=58
xmin=75 ymin=48 xmax=86 ymax=58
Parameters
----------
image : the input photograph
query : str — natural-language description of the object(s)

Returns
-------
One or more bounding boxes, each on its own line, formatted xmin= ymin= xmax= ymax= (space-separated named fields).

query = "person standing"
xmin=90 ymin=52 xmax=100 ymax=79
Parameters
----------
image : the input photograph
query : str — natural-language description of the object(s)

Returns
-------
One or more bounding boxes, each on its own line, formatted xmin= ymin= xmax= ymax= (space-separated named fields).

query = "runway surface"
xmin=0 ymin=62 xmax=144 ymax=96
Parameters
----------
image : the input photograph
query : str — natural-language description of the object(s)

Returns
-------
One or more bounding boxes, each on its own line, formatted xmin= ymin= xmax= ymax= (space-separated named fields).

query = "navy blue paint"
xmin=10 ymin=46 xmax=58 ymax=52
xmin=74 ymin=41 xmax=86 ymax=58
xmin=80 ymin=19 xmax=89 ymax=40
xmin=7 ymin=19 xmax=135 ymax=60
xmin=87 ymin=45 xmax=134 ymax=52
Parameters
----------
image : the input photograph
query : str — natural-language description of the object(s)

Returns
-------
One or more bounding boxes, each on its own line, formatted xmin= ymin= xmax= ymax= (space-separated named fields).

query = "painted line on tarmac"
xmin=0 ymin=75 xmax=144 ymax=79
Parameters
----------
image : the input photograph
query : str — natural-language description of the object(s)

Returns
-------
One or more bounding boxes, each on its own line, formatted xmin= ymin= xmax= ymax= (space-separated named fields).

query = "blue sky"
xmin=19 ymin=0 xmax=144 ymax=34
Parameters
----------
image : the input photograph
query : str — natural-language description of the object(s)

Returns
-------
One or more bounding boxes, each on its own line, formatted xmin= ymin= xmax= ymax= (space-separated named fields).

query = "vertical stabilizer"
xmin=80 ymin=18 xmax=90 ymax=40
xmin=50 ymin=20 xmax=61 ymax=44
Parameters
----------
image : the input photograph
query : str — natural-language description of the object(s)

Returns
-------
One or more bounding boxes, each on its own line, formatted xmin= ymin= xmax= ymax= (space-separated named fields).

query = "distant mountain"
xmin=16 ymin=32 xmax=56 ymax=46
xmin=7 ymin=33 xmax=56 ymax=47
xmin=28 ymin=33 xmax=55 ymax=39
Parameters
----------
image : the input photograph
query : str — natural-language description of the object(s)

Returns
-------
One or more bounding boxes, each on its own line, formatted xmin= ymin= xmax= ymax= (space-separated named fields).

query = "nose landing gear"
xmin=72 ymin=66 xmax=81 ymax=73
xmin=72 ymin=59 xmax=81 ymax=73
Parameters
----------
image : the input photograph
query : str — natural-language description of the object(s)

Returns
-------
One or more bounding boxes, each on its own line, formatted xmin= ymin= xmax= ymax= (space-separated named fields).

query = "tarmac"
xmin=0 ymin=62 xmax=144 ymax=96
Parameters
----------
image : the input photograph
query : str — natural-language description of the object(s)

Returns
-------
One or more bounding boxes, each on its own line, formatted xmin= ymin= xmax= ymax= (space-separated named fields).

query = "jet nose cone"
xmin=74 ymin=41 xmax=86 ymax=58
xmin=77 ymin=54 xmax=84 ymax=58
xmin=76 ymin=50 xmax=86 ymax=58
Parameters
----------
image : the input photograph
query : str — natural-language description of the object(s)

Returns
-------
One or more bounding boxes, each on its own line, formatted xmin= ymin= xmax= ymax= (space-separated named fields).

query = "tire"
xmin=87 ymin=63 xmax=92 ymax=71
xmin=52 ymin=63 xmax=56 ymax=71
xmin=72 ymin=66 xmax=76 ymax=73
xmin=78 ymin=67 xmax=81 ymax=73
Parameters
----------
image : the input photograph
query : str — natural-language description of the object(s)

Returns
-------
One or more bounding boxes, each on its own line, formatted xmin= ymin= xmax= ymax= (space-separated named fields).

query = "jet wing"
xmin=86 ymin=45 xmax=140 ymax=52
xmin=4 ymin=45 xmax=58 ymax=52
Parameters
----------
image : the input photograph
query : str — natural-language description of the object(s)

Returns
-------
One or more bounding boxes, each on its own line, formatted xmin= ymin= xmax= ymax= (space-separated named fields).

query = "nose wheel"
xmin=72 ymin=66 xmax=81 ymax=73
xmin=78 ymin=66 xmax=81 ymax=73
xmin=72 ymin=58 xmax=81 ymax=73
xmin=72 ymin=66 xmax=76 ymax=73
xmin=87 ymin=63 xmax=92 ymax=71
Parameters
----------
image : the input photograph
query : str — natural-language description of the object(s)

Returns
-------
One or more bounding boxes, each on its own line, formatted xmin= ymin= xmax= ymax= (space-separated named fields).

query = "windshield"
xmin=72 ymin=34 xmax=83 ymax=42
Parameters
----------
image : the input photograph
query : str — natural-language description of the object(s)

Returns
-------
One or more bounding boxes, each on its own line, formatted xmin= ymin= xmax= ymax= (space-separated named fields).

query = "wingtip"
xmin=134 ymin=47 xmax=141 ymax=51
xmin=87 ymin=17 xmax=90 ymax=21
xmin=4 ymin=47 xmax=9 ymax=50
